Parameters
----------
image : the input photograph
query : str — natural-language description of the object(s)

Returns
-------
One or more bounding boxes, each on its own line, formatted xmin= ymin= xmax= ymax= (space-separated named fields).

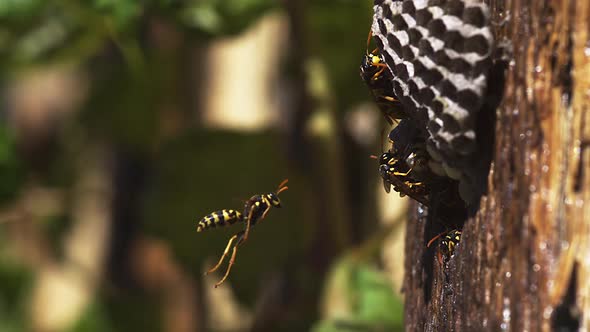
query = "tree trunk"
xmin=375 ymin=0 xmax=590 ymax=330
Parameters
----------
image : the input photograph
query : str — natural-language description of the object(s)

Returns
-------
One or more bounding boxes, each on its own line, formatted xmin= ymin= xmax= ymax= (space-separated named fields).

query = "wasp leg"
xmin=392 ymin=167 xmax=416 ymax=177
xmin=259 ymin=197 xmax=273 ymax=220
xmin=244 ymin=207 xmax=254 ymax=241
xmin=371 ymin=60 xmax=388 ymax=69
xmin=371 ymin=66 xmax=386 ymax=81
xmin=242 ymin=205 xmax=257 ymax=243
xmin=205 ymin=231 xmax=243 ymax=275
xmin=243 ymin=214 xmax=253 ymax=242
xmin=378 ymin=95 xmax=398 ymax=102
xmin=214 ymin=231 xmax=246 ymax=288
xmin=243 ymin=203 xmax=271 ymax=242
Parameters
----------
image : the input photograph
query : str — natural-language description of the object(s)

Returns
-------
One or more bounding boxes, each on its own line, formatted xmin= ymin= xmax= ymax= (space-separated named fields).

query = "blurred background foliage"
xmin=0 ymin=0 xmax=406 ymax=331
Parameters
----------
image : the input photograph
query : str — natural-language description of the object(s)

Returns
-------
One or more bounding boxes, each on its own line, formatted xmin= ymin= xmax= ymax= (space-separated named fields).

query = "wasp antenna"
xmin=277 ymin=185 xmax=289 ymax=195
xmin=276 ymin=179 xmax=289 ymax=192
xmin=427 ymin=231 xmax=447 ymax=248
xmin=370 ymin=154 xmax=379 ymax=159
xmin=366 ymin=30 xmax=373 ymax=53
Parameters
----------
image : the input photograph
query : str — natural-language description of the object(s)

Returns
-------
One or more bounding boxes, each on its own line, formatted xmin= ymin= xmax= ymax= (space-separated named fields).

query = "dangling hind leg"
xmin=205 ymin=231 xmax=246 ymax=288
xmin=205 ymin=230 xmax=244 ymax=276
xmin=243 ymin=203 xmax=270 ymax=242
xmin=214 ymin=231 xmax=246 ymax=288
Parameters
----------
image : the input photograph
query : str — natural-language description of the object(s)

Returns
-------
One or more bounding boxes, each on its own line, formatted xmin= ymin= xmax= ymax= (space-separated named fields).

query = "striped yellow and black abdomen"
xmin=197 ymin=209 xmax=243 ymax=232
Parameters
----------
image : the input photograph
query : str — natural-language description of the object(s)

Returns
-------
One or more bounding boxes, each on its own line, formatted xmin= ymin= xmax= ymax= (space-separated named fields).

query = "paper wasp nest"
xmin=371 ymin=0 xmax=494 ymax=198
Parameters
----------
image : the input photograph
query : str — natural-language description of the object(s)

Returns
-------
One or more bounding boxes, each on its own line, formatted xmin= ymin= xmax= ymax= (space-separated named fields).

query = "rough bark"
xmin=403 ymin=1 xmax=590 ymax=331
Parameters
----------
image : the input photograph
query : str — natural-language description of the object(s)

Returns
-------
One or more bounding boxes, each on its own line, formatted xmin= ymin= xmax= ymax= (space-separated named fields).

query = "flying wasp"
xmin=360 ymin=30 xmax=406 ymax=124
xmin=197 ymin=179 xmax=289 ymax=288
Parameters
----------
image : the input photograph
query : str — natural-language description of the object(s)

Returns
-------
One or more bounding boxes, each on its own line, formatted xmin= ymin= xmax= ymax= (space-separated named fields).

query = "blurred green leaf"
xmin=0 ymin=0 xmax=280 ymax=134
xmin=0 ymin=0 xmax=42 ymax=17
xmin=67 ymin=301 xmax=114 ymax=332
xmin=178 ymin=0 xmax=276 ymax=35
xmin=14 ymin=16 xmax=71 ymax=62
xmin=355 ymin=266 xmax=403 ymax=324
xmin=179 ymin=2 xmax=222 ymax=33
xmin=0 ymin=0 xmax=277 ymax=71
xmin=91 ymin=0 xmax=141 ymax=29
xmin=312 ymin=257 xmax=403 ymax=332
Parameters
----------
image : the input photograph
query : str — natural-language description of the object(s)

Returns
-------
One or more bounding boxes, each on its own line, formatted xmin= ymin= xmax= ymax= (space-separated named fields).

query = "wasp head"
xmin=266 ymin=193 xmax=282 ymax=208
xmin=360 ymin=52 xmax=385 ymax=84
xmin=379 ymin=152 xmax=399 ymax=167
xmin=268 ymin=179 xmax=289 ymax=208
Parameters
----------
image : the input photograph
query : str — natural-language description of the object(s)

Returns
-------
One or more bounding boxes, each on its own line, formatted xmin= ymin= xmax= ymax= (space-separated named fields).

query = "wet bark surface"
xmin=402 ymin=0 xmax=590 ymax=331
